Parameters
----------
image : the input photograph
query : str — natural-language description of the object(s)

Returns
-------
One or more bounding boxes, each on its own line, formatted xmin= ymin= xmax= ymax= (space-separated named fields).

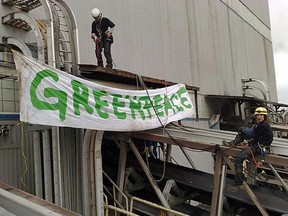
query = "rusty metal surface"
xmin=206 ymin=94 xmax=288 ymax=108
xmin=79 ymin=64 xmax=199 ymax=91
xmin=127 ymin=158 xmax=288 ymax=214
xmin=0 ymin=182 xmax=81 ymax=216
xmin=130 ymin=128 xmax=288 ymax=167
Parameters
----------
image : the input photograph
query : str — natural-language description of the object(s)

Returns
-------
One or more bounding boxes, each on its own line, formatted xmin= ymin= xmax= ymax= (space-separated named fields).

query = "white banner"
xmin=13 ymin=51 xmax=194 ymax=131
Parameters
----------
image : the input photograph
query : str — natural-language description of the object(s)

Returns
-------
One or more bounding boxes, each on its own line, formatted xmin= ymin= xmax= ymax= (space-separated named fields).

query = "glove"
xmin=105 ymin=30 xmax=112 ymax=38
xmin=91 ymin=33 xmax=97 ymax=41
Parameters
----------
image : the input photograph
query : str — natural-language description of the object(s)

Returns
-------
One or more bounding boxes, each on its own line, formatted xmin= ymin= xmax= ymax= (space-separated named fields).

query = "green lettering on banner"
xmin=177 ymin=87 xmax=192 ymax=109
xmin=93 ymin=90 xmax=109 ymax=119
xmin=127 ymin=96 xmax=145 ymax=120
xmin=30 ymin=70 xmax=68 ymax=121
xmin=112 ymin=94 xmax=126 ymax=119
xmin=139 ymin=96 xmax=152 ymax=119
xmin=170 ymin=93 xmax=184 ymax=112
xmin=153 ymin=95 xmax=164 ymax=117
xmin=164 ymin=95 xmax=176 ymax=115
xmin=71 ymin=80 xmax=93 ymax=116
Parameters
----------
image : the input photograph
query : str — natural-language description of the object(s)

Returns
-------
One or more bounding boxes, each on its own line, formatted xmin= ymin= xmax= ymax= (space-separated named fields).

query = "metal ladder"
xmin=47 ymin=0 xmax=79 ymax=74
xmin=1 ymin=0 xmax=79 ymax=74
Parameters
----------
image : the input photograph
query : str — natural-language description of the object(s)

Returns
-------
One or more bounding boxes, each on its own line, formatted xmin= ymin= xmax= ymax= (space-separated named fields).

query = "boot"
xmin=106 ymin=62 xmax=113 ymax=68
xmin=234 ymin=173 xmax=244 ymax=185
xmin=105 ymin=52 xmax=113 ymax=68
xmin=222 ymin=140 xmax=237 ymax=147
xmin=234 ymin=134 xmax=244 ymax=144
xmin=97 ymin=60 xmax=103 ymax=67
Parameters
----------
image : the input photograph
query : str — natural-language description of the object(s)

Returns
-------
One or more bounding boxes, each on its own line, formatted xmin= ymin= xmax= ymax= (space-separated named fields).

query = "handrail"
xmin=103 ymin=193 xmax=139 ymax=216
xmin=130 ymin=196 xmax=189 ymax=216
xmin=102 ymin=170 xmax=129 ymax=211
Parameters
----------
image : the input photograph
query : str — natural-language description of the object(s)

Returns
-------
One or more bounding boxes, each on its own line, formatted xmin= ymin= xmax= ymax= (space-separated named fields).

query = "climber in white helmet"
xmin=91 ymin=8 xmax=115 ymax=68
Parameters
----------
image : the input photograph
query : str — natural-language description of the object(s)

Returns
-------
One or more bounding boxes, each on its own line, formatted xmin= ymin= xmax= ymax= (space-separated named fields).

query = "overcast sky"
xmin=268 ymin=0 xmax=288 ymax=104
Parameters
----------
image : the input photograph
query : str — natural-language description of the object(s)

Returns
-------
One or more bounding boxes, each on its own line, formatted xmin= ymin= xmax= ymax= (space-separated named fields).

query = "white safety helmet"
xmin=91 ymin=8 xmax=101 ymax=18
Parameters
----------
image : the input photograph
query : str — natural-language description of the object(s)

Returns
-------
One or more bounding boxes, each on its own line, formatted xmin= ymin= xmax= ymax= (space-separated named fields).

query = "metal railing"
xmin=103 ymin=194 xmax=139 ymax=216
xmin=103 ymin=170 xmax=189 ymax=216
xmin=130 ymin=196 xmax=189 ymax=216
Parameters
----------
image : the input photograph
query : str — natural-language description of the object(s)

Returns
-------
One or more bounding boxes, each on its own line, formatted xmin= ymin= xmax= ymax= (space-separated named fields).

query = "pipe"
xmin=241 ymin=78 xmax=271 ymax=101
xmin=130 ymin=196 xmax=189 ymax=216
xmin=94 ymin=131 xmax=105 ymax=216
xmin=242 ymin=85 xmax=267 ymax=101
xmin=217 ymin=164 xmax=227 ymax=216
xmin=180 ymin=146 xmax=195 ymax=169
xmin=82 ymin=130 xmax=92 ymax=215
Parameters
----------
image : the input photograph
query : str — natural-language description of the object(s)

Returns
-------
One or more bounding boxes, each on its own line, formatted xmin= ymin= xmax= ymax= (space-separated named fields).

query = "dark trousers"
xmin=95 ymin=39 xmax=113 ymax=67
xmin=234 ymin=144 xmax=261 ymax=174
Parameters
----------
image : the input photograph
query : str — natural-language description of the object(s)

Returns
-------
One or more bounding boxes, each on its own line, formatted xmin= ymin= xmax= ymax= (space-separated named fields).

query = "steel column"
xmin=94 ymin=130 xmax=104 ymax=216
xmin=210 ymin=153 xmax=222 ymax=216
xmin=128 ymin=139 xmax=170 ymax=209
xmin=217 ymin=164 xmax=227 ymax=216
xmin=51 ymin=127 xmax=63 ymax=206
xmin=223 ymin=156 xmax=269 ymax=215
xmin=116 ymin=141 xmax=128 ymax=204
xmin=33 ymin=131 xmax=43 ymax=199
xmin=269 ymin=163 xmax=288 ymax=192
xmin=180 ymin=146 xmax=195 ymax=169
xmin=166 ymin=144 xmax=172 ymax=163
xmin=81 ymin=130 xmax=92 ymax=216
xmin=42 ymin=130 xmax=53 ymax=202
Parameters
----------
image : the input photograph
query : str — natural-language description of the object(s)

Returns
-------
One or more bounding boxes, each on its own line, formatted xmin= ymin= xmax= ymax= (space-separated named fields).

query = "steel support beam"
xmin=42 ymin=130 xmax=53 ymax=202
xmin=117 ymin=141 xmax=128 ymax=204
xmin=32 ymin=131 xmax=43 ymax=199
xmin=210 ymin=153 xmax=222 ymax=216
xmin=130 ymin=129 xmax=288 ymax=167
xmin=223 ymin=156 xmax=269 ymax=216
xmin=180 ymin=146 xmax=195 ymax=169
xmin=269 ymin=163 xmax=288 ymax=192
xmin=166 ymin=143 xmax=172 ymax=163
xmin=217 ymin=164 xmax=227 ymax=216
xmin=94 ymin=130 xmax=104 ymax=216
xmin=81 ymin=130 xmax=92 ymax=216
xmin=128 ymin=138 xmax=170 ymax=209
xmin=51 ymin=127 xmax=63 ymax=206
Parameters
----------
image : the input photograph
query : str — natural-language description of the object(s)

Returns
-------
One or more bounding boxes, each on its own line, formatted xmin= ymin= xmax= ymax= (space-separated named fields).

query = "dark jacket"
xmin=91 ymin=17 xmax=115 ymax=42
xmin=252 ymin=121 xmax=273 ymax=146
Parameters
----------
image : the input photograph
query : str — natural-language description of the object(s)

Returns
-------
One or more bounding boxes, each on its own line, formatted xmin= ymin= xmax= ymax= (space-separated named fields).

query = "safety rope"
xmin=247 ymin=145 xmax=261 ymax=167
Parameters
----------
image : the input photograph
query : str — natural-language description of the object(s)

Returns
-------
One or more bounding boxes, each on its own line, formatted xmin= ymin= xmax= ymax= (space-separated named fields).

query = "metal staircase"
xmin=1 ymin=0 xmax=79 ymax=74
xmin=2 ymin=0 xmax=41 ymax=11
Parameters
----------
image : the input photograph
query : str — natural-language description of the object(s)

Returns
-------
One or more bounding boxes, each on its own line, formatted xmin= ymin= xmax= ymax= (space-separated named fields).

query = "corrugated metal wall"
xmin=0 ymin=0 xmax=277 ymax=100
xmin=0 ymin=0 xmax=278 ymax=213
xmin=239 ymin=0 xmax=271 ymax=27
xmin=60 ymin=0 xmax=276 ymax=100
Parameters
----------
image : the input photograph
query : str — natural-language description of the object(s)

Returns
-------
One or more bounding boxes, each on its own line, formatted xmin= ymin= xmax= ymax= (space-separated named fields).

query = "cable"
xmin=137 ymin=74 xmax=219 ymax=153
xmin=19 ymin=122 xmax=29 ymax=191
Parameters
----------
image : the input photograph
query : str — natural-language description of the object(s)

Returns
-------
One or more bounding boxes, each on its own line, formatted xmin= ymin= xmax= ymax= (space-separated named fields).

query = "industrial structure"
xmin=0 ymin=0 xmax=288 ymax=216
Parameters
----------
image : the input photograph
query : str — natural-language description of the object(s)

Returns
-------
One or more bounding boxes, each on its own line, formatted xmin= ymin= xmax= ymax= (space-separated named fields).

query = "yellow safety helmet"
xmin=254 ymin=107 xmax=268 ymax=116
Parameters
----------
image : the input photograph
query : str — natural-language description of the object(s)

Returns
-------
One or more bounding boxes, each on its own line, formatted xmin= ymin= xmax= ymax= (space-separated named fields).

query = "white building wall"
xmin=59 ymin=0 xmax=276 ymax=100
xmin=0 ymin=0 xmax=276 ymax=101
xmin=239 ymin=0 xmax=271 ymax=27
